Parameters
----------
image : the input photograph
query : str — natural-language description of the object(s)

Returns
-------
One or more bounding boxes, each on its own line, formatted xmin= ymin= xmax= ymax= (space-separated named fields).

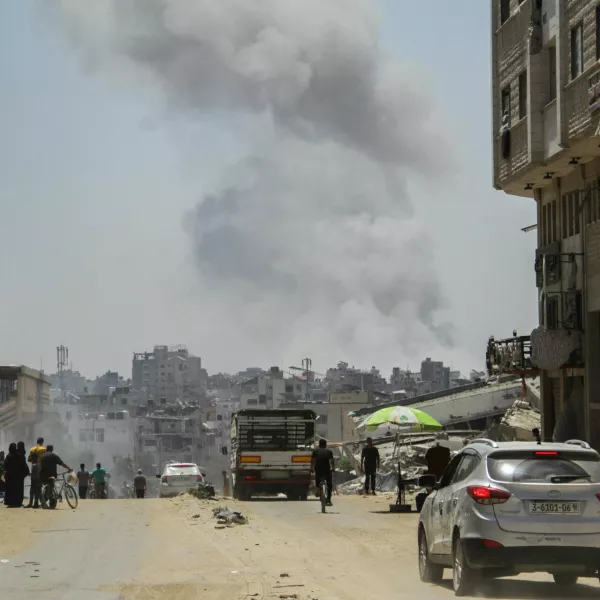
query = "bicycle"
xmin=316 ymin=476 xmax=329 ymax=513
xmin=43 ymin=471 xmax=78 ymax=510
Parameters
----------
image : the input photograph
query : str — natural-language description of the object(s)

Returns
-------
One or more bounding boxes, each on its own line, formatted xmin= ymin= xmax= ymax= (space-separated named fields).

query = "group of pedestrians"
xmin=0 ymin=437 xmax=72 ymax=509
xmin=75 ymin=462 xmax=110 ymax=499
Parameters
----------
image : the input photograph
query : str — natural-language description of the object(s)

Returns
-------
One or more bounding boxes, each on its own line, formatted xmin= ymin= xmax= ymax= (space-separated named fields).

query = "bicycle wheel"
xmin=44 ymin=485 xmax=57 ymax=509
xmin=64 ymin=484 xmax=78 ymax=509
xmin=320 ymin=483 xmax=327 ymax=513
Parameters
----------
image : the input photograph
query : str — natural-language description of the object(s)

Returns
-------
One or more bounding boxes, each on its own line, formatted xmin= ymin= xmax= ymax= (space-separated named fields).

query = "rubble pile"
xmin=485 ymin=399 xmax=541 ymax=441
xmin=336 ymin=436 xmax=468 ymax=495
xmin=212 ymin=506 xmax=248 ymax=526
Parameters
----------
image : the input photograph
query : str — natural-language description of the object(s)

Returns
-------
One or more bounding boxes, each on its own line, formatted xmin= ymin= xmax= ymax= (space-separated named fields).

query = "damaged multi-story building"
xmin=132 ymin=345 xmax=207 ymax=405
xmin=490 ymin=0 xmax=600 ymax=445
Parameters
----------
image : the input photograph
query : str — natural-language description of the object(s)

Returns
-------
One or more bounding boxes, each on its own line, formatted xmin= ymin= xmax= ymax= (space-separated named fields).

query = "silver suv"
xmin=417 ymin=438 xmax=600 ymax=596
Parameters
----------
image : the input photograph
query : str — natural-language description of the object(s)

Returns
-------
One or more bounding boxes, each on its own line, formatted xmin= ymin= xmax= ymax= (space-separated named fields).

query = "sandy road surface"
xmin=1 ymin=494 xmax=600 ymax=599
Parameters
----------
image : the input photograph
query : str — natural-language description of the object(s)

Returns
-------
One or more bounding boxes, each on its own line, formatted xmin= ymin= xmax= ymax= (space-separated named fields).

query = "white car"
xmin=158 ymin=462 xmax=203 ymax=498
xmin=418 ymin=438 xmax=600 ymax=596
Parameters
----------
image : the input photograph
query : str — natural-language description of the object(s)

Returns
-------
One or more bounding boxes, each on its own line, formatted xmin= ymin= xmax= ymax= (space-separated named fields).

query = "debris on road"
xmin=212 ymin=506 xmax=248 ymax=526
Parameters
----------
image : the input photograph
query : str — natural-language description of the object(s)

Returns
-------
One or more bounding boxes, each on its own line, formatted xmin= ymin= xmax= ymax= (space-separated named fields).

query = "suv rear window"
xmin=487 ymin=451 xmax=600 ymax=484
xmin=166 ymin=465 xmax=198 ymax=475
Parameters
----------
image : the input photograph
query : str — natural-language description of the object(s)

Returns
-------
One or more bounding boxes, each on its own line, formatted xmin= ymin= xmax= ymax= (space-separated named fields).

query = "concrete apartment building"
xmin=0 ymin=366 xmax=52 ymax=445
xmin=491 ymin=0 xmax=600 ymax=446
xmin=132 ymin=345 xmax=207 ymax=405
xmin=239 ymin=367 xmax=305 ymax=410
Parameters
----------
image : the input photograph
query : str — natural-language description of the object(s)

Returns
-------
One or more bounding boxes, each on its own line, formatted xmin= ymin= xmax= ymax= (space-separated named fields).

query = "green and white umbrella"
xmin=355 ymin=406 xmax=442 ymax=434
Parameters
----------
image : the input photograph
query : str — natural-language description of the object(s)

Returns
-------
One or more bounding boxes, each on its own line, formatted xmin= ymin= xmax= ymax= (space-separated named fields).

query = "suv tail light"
xmin=467 ymin=486 xmax=511 ymax=505
xmin=197 ymin=474 xmax=203 ymax=482
xmin=162 ymin=476 xmax=168 ymax=483
xmin=595 ymin=493 xmax=600 ymax=502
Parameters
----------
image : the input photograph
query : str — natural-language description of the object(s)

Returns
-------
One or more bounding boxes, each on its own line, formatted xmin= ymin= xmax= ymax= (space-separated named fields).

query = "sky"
xmin=0 ymin=1 xmax=537 ymax=380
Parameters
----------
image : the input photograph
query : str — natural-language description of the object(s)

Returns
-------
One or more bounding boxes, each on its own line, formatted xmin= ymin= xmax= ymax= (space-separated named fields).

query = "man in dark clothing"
xmin=361 ymin=438 xmax=380 ymax=495
xmin=134 ymin=469 xmax=147 ymax=499
xmin=40 ymin=445 xmax=72 ymax=484
xmin=77 ymin=464 xmax=90 ymax=499
xmin=311 ymin=439 xmax=335 ymax=506
xmin=425 ymin=442 xmax=451 ymax=480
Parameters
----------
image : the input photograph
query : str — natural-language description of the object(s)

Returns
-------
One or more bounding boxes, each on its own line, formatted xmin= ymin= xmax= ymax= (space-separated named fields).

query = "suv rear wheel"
xmin=452 ymin=535 xmax=477 ymax=596
xmin=418 ymin=529 xmax=443 ymax=583
xmin=553 ymin=573 xmax=578 ymax=586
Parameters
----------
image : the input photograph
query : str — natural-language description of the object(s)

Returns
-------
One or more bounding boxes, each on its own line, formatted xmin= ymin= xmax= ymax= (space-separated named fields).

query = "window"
xmin=438 ymin=455 xmax=463 ymax=489
xmin=500 ymin=0 xmax=510 ymax=24
xmin=216 ymin=414 xmax=223 ymax=421
xmin=518 ymin=71 xmax=527 ymax=119
xmin=562 ymin=194 xmax=568 ymax=238
xmin=572 ymin=192 xmax=581 ymax=235
xmin=548 ymin=46 xmax=557 ymax=102
xmin=571 ymin=23 xmax=584 ymax=80
xmin=452 ymin=454 xmax=480 ymax=484
xmin=501 ymin=85 xmax=511 ymax=122
xmin=96 ymin=429 xmax=105 ymax=443
xmin=596 ymin=5 xmax=600 ymax=61
xmin=487 ymin=451 xmax=600 ymax=483
xmin=551 ymin=200 xmax=557 ymax=243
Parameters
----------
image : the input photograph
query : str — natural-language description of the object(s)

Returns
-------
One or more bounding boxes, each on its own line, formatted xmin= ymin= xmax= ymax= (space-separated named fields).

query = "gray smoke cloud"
xmin=53 ymin=0 xmax=454 ymax=366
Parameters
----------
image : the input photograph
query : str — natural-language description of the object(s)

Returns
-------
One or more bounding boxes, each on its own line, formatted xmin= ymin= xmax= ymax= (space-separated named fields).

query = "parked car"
xmin=417 ymin=438 xmax=600 ymax=596
xmin=157 ymin=462 xmax=204 ymax=498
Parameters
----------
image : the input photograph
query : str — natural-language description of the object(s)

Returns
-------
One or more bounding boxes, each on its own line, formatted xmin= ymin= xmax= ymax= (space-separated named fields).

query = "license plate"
xmin=529 ymin=501 xmax=580 ymax=515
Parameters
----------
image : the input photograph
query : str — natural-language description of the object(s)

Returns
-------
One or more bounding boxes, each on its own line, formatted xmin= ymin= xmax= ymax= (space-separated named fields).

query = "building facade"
xmin=132 ymin=345 xmax=207 ymax=405
xmin=491 ymin=0 xmax=600 ymax=446
xmin=239 ymin=367 xmax=305 ymax=410
xmin=0 ymin=366 xmax=52 ymax=445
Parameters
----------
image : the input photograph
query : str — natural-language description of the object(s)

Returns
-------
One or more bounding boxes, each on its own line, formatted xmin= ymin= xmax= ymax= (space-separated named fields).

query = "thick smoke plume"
xmin=54 ymin=0 xmax=454 ymax=366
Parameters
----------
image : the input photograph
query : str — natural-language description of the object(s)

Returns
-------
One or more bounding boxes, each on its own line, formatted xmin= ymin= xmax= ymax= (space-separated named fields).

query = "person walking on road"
xmin=133 ymin=469 xmax=147 ymax=499
xmin=361 ymin=437 xmax=380 ymax=496
xmin=91 ymin=463 xmax=108 ymax=499
xmin=311 ymin=439 xmax=335 ymax=507
xmin=4 ymin=443 xmax=29 ymax=507
xmin=77 ymin=464 xmax=91 ymax=499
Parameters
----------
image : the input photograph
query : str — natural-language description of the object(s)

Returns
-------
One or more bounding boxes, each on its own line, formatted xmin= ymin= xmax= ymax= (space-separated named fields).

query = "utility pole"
xmin=57 ymin=345 xmax=69 ymax=403
xmin=302 ymin=357 xmax=312 ymax=401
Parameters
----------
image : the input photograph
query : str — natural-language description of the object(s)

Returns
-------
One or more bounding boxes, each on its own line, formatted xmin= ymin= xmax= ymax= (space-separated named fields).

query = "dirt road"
xmin=1 ymin=494 xmax=600 ymax=599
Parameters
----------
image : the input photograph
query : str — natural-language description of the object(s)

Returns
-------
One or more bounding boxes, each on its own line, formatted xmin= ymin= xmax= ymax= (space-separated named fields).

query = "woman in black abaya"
xmin=4 ymin=443 xmax=29 ymax=508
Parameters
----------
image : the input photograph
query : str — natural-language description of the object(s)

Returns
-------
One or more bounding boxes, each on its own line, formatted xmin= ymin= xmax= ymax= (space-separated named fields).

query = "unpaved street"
xmin=1 ymin=495 xmax=600 ymax=600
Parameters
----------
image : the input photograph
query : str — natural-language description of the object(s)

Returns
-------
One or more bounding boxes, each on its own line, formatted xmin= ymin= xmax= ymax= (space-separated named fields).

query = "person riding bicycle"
xmin=40 ymin=444 xmax=72 ymax=506
xmin=311 ymin=439 xmax=335 ymax=507
xmin=91 ymin=463 xmax=109 ymax=499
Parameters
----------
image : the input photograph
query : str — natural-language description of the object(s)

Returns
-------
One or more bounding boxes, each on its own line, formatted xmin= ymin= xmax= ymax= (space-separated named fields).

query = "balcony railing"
xmin=486 ymin=334 xmax=536 ymax=376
